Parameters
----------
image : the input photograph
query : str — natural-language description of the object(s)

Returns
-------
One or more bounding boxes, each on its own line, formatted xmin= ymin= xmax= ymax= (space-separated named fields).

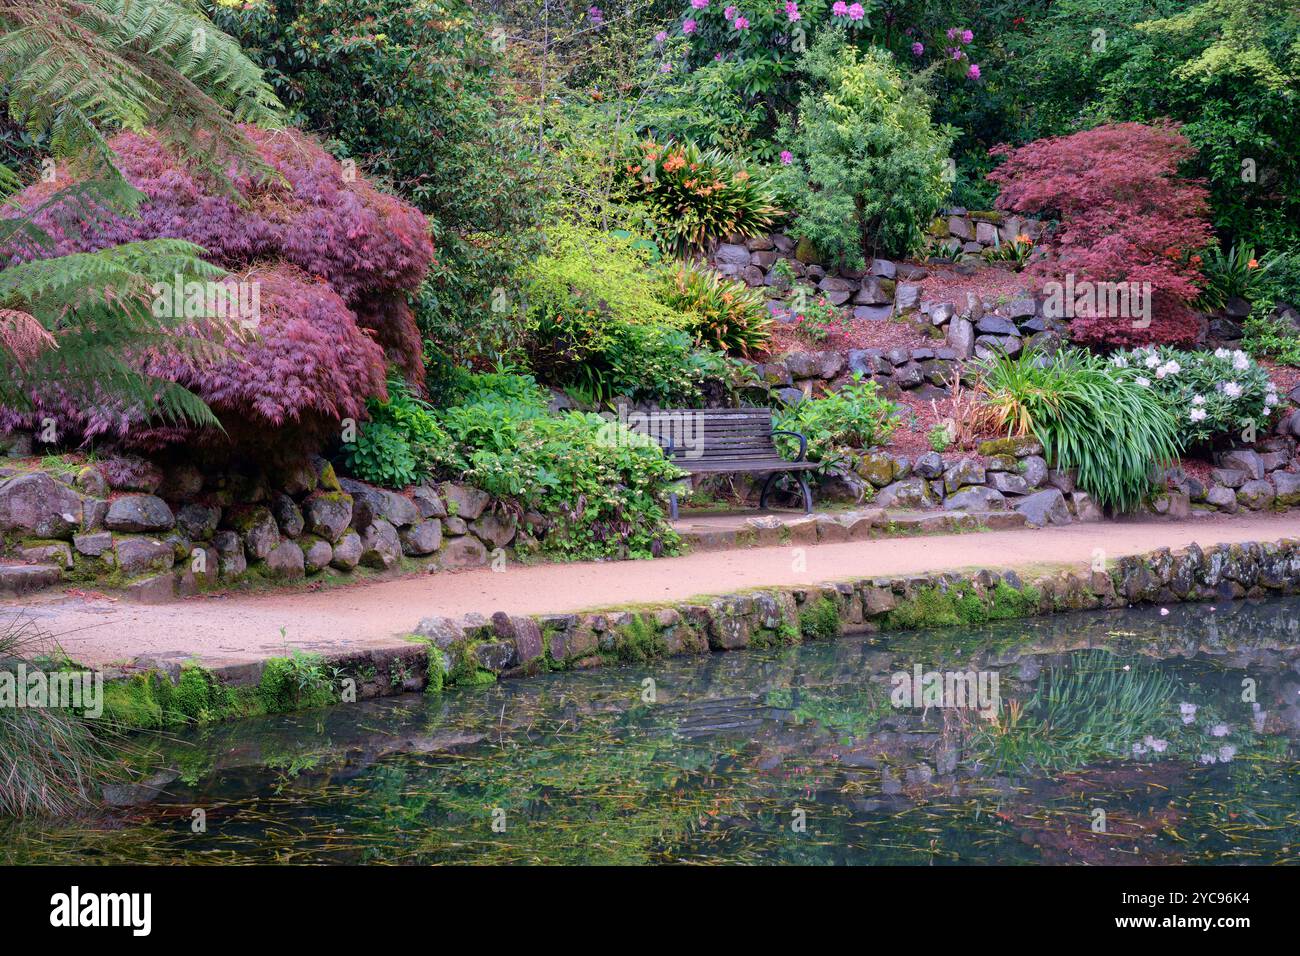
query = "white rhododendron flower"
xmin=1190 ymin=408 xmax=1207 ymax=422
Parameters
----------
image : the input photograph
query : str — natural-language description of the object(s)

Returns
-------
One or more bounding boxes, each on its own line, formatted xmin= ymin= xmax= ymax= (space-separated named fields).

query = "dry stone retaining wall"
xmin=0 ymin=454 xmax=530 ymax=600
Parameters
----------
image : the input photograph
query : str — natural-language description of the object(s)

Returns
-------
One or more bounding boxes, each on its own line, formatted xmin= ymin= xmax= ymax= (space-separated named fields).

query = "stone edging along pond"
xmin=99 ymin=536 xmax=1300 ymax=730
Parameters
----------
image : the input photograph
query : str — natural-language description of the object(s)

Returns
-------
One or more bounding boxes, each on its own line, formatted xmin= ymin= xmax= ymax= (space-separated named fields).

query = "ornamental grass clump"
xmin=0 ymin=618 xmax=116 ymax=818
xmin=978 ymin=347 xmax=1182 ymax=512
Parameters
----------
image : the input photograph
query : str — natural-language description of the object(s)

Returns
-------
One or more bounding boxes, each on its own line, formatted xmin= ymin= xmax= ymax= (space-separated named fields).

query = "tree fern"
xmin=0 ymin=0 xmax=284 ymax=437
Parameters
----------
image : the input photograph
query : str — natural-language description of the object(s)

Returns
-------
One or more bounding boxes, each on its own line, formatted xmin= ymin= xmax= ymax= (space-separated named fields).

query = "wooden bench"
xmin=650 ymin=407 xmax=817 ymax=519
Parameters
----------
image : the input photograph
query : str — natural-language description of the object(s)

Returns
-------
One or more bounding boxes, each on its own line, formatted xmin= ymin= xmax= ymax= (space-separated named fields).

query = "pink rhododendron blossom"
xmin=724 ymin=4 xmax=736 ymax=18
xmin=832 ymin=1 xmax=847 ymax=16
xmin=683 ymin=17 xmax=696 ymax=32
xmin=785 ymin=1 xmax=799 ymax=21
xmin=655 ymin=30 xmax=668 ymax=42
xmin=734 ymin=14 xmax=748 ymax=28
xmin=967 ymin=62 xmax=981 ymax=79
xmin=911 ymin=41 xmax=924 ymax=55
xmin=691 ymin=0 xmax=708 ymax=7
xmin=847 ymin=3 xmax=864 ymax=20
xmin=961 ymin=29 xmax=973 ymax=43
xmin=588 ymin=6 xmax=602 ymax=24
xmin=780 ymin=150 xmax=793 ymax=165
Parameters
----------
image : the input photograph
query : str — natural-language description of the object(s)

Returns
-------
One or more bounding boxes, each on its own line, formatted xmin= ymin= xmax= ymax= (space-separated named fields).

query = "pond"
xmin=6 ymin=598 xmax=1300 ymax=865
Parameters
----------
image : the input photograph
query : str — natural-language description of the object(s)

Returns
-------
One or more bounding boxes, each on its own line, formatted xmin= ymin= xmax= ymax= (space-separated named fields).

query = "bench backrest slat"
xmin=636 ymin=408 xmax=787 ymax=462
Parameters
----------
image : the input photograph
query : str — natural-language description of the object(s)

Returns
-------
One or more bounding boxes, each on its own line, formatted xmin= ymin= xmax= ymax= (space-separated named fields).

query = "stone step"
xmin=676 ymin=508 xmax=1029 ymax=552
xmin=0 ymin=563 xmax=62 ymax=595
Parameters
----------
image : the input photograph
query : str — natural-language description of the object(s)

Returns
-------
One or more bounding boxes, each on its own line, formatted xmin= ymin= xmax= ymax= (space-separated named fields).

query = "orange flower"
xmin=1248 ymin=258 xmax=1259 ymax=269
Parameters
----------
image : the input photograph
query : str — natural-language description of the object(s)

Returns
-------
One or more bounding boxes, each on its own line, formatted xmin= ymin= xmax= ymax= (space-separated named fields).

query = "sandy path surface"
xmin=7 ymin=512 xmax=1297 ymax=668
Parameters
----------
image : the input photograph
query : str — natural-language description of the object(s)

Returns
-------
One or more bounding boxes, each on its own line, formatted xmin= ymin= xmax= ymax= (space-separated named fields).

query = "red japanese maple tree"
xmin=988 ymin=121 xmax=1214 ymax=347
xmin=4 ymin=127 xmax=433 ymax=455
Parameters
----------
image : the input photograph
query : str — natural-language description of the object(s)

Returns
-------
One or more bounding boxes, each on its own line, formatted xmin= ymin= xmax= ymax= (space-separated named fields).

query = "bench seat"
xmin=646 ymin=407 xmax=816 ymax=517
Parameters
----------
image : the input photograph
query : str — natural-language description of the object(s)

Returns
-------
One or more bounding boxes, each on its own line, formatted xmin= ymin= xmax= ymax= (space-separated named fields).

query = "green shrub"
xmin=522 ymin=223 xmax=721 ymax=405
xmin=1242 ymin=309 xmax=1300 ymax=367
xmin=654 ymin=261 xmax=773 ymax=357
xmin=259 ymin=651 xmax=338 ymax=714
xmin=1110 ymin=346 xmax=1280 ymax=445
xmin=775 ymin=35 xmax=955 ymax=267
xmin=774 ymin=374 xmax=899 ymax=469
xmin=619 ymin=137 xmax=782 ymax=255
xmin=978 ymin=348 xmax=1182 ymax=512
xmin=798 ymin=598 xmax=842 ymax=642
xmin=342 ymin=376 xmax=451 ymax=488
xmin=436 ymin=373 xmax=684 ymax=560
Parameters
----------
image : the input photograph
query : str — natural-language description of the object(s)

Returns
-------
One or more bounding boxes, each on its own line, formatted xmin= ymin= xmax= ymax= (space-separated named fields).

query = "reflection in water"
xmin=5 ymin=598 xmax=1300 ymax=864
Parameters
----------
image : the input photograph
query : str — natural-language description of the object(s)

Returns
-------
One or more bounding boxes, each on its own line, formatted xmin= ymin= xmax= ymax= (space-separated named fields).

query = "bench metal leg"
xmin=758 ymin=473 xmax=778 ymax=510
xmin=797 ymin=474 xmax=813 ymax=514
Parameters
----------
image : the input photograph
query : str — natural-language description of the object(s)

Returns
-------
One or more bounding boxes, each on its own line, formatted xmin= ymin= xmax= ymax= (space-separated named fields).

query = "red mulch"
xmin=885 ymin=390 xmax=1002 ymax=460
xmin=910 ymin=262 xmax=1041 ymax=308
xmin=762 ymin=313 xmax=931 ymax=358
xmin=1261 ymin=359 xmax=1300 ymax=401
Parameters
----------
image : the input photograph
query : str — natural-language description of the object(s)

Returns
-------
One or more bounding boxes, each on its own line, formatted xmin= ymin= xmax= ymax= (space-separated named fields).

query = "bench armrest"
xmin=770 ymin=430 xmax=808 ymax=462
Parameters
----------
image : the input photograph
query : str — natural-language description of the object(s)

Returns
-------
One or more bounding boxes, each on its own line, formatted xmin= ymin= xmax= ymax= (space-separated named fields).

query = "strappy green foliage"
xmin=0 ymin=0 xmax=283 ymax=432
xmin=978 ymin=347 xmax=1183 ymax=513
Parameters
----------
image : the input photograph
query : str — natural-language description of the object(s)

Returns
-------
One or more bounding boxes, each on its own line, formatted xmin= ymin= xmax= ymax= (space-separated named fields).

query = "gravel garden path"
xmin=9 ymin=511 xmax=1297 ymax=669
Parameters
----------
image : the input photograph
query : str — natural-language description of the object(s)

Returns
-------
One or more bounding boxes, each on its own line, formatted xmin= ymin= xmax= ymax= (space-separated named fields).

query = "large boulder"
xmin=300 ymin=536 xmax=333 ymax=573
xmin=471 ymin=513 xmax=517 ymax=550
xmin=439 ymin=535 xmax=488 ymax=569
xmin=231 ymin=506 xmax=279 ymax=561
xmin=440 ymin=483 xmax=490 ymax=521
xmin=359 ymin=519 xmax=402 ymax=569
xmin=1272 ymin=471 xmax=1300 ymax=507
xmin=1019 ymin=455 xmax=1049 ymax=489
xmin=105 ymin=494 xmax=174 ymax=533
xmin=303 ymin=492 xmax=353 ymax=542
xmin=856 ymin=450 xmax=897 ymax=487
xmin=1013 ymin=488 xmax=1071 ymax=527
xmin=944 ymin=486 xmax=1007 ymax=511
xmin=265 ymin=540 xmax=306 ymax=579
xmin=176 ymin=503 xmax=221 ymax=541
xmin=1217 ymin=449 xmax=1264 ymax=481
xmin=943 ymin=459 xmax=985 ymax=493
xmin=330 ymin=530 xmax=362 ymax=570
xmin=0 ymin=473 xmax=83 ymax=538
xmin=270 ymin=493 xmax=304 ymax=538
xmin=873 ymin=477 xmax=935 ymax=510
xmin=114 ymin=537 xmax=174 ymax=576
xmin=1237 ymin=479 xmax=1275 ymax=510
xmin=399 ymin=519 xmax=442 ymax=556
xmin=411 ymin=485 xmax=447 ymax=519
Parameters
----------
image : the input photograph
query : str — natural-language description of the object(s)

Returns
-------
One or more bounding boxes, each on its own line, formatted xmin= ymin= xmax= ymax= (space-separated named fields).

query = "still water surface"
xmin=7 ymin=599 xmax=1300 ymax=864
